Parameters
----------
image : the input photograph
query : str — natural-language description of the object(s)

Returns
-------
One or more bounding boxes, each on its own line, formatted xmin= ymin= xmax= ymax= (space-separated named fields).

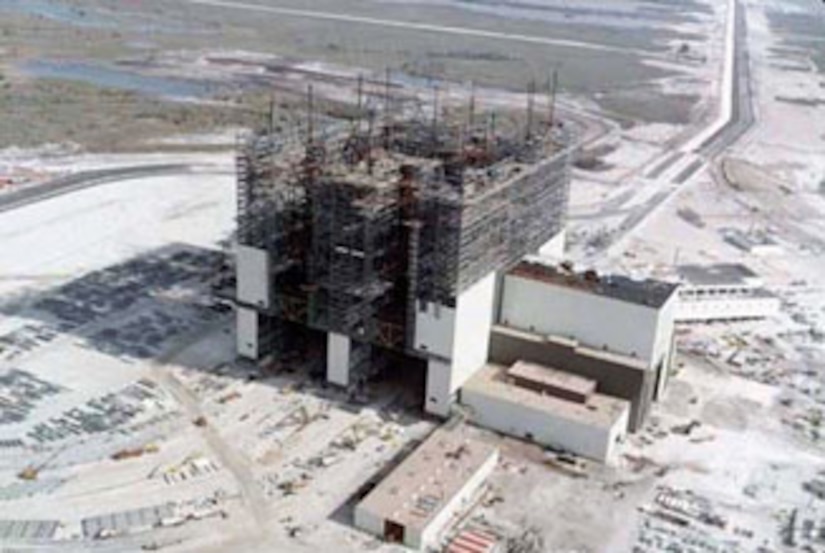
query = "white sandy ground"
xmin=0 ymin=154 xmax=235 ymax=298
xmin=565 ymin=0 xmax=728 ymax=244
xmin=2 ymin=0 xmax=825 ymax=550
xmin=474 ymin=0 xmax=825 ymax=549
xmin=0 ymin=153 xmax=436 ymax=552
xmin=610 ymin=0 xmax=825 ymax=276
xmin=1 ymin=151 xmax=823 ymax=552
xmin=589 ymin=0 xmax=825 ymax=548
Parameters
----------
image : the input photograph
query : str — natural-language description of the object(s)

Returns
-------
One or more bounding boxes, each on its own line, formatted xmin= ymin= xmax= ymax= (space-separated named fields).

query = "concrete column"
xmin=327 ymin=332 xmax=351 ymax=387
xmin=425 ymin=359 xmax=452 ymax=417
xmin=450 ymin=272 xmax=496 ymax=390
xmin=236 ymin=307 xmax=259 ymax=360
xmin=236 ymin=245 xmax=271 ymax=308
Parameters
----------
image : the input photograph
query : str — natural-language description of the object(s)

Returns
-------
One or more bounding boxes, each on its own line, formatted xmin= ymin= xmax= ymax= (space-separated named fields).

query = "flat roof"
xmin=464 ymin=364 xmax=630 ymax=429
xmin=507 ymin=360 xmax=596 ymax=398
xmin=677 ymin=263 xmax=760 ymax=286
xmin=510 ymin=261 xmax=678 ymax=308
xmin=357 ymin=428 xmax=498 ymax=534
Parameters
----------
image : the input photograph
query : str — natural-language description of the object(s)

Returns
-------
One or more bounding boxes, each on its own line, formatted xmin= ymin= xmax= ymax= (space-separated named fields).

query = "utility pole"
xmin=307 ymin=84 xmax=315 ymax=147
xmin=469 ymin=80 xmax=476 ymax=130
xmin=355 ymin=74 xmax=364 ymax=133
xmin=367 ymin=109 xmax=375 ymax=175
xmin=526 ymin=79 xmax=536 ymax=143
xmin=489 ymin=112 xmax=497 ymax=157
xmin=548 ymin=69 xmax=558 ymax=130
xmin=432 ymin=83 xmax=440 ymax=139
xmin=384 ymin=67 xmax=392 ymax=149
xmin=268 ymin=94 xmax=276 ymax=136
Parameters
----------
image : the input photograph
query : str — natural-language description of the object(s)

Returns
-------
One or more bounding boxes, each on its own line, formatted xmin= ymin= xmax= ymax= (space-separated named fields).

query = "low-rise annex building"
xmin=675 ymin=263 xmax=780 ymax=322
xmin=462 ymin=362 xmax=630 ymax=463
xmin=354 ymin=427 xmax=498 ymax=550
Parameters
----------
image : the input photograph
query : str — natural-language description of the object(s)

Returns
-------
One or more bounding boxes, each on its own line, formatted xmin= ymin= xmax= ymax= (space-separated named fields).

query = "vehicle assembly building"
xmin=234 ymin=84 xmax=572 ymax=417
xmin=230 ymin=81 xmax=680 ymax=473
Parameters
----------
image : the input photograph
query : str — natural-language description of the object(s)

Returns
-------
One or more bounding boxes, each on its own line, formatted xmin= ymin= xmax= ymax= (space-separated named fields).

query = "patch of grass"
xmin=592 ymin=88 xmax=700 ymax=125
xmin=0 ymin=78 xmax=263 ymax=151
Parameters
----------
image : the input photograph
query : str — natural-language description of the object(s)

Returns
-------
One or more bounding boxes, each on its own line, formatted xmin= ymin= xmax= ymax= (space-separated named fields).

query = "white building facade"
xmin=354 ymin=428 xmax=499 ymax=549
xmin=676 ymin=264 xmax=780 ymax=323
xmin=498 ymin=263 xmax=678 ymax=400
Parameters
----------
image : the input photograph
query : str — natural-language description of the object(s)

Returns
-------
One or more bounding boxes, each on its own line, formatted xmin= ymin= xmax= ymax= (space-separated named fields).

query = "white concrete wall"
xmin=406 ymin=522 xmax=423 ymax=549
xmin=414 ymin=302 xmax=456 ymax=359
xmin=651 ymin=294 xmax=677 ymax=398
xmin=236 ymin=245 xmax=271 ymax=308
xmin=353 ymin=506 xmax=384 ymax=542
xmin=422 ymin=272 xmax=497 ymax=417
xmin=450 ymin=272 xmax=497 ymax=391
xmin=236 ymin=306 xmax=259 ymax=359
xmin=327 ymin=332 xmax=351 ymax=387
xmin=353 ymin=447 xmax=498 ymax=550
xmin=418 ymin=449 xmax=499 ymax=549
xmin=426 ymin=359 xmax=453 ymax=417
xmin=499 ymin=275 xmax=661 ymax=364
xmin=462 ymin=388 xmax=628 ymax=464
xmin=677 ymin=292 xmax=780 ymax=322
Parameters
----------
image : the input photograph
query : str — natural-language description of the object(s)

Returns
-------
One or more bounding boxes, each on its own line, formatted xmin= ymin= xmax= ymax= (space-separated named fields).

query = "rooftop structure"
xmin=506 ymin=360 xmax=596 ymax=403
xmin=487 ymin=325 xmax=653 ymax=433
xmin=462 ymin=363 xmax=629 ymax=463
xmin=675 ymin=263 xmax=780 ymax=322
xmin=677 ymin=263 xmax=761 ymax=287
xmin=354 ymin=427 xmax=499 ymax=549
xmin=467 ymin=364 xmax=628 ymax=428
xmin=234 ymin=79 xmax=572 ymax=416
xmin=512 ymin=261 xmax=678 ymax=308
xmin=491 ymin=325 xmax=649 ymax=373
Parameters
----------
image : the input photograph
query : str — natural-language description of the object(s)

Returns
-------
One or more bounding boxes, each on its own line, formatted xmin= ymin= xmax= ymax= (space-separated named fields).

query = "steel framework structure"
xmin=235 ymin=81 xmax=572 ymax=362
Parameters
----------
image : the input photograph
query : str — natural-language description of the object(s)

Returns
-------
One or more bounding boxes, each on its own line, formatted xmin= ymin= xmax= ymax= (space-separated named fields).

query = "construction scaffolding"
xmin=235 ymin=77 xmax=572 ymax=360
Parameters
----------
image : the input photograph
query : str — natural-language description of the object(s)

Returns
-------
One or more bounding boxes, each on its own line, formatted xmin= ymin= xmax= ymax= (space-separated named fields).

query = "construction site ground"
xmin=1 ymin=0 xmax=824 ymax=551
xmin=588 ymin=0 xmax=825 ymax=550
xmin=0 ymin=151 xmax=822 ymax=553
xmin=0 ymin=156 xmax=440 ymax=552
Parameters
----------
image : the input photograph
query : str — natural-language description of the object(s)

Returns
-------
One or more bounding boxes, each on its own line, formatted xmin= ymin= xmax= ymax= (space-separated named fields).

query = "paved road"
xmin=577 ymin=0 xmax=754 ymax=259
xmin=0 ymin=164 xmax=196 ymax=215
xmin=695 ymin=0 xmax=754 ymax=159
xmin=151 ymin=322 xmax=272 ymax=535
xmin=182 ymin=0 xmax=666 ymax=58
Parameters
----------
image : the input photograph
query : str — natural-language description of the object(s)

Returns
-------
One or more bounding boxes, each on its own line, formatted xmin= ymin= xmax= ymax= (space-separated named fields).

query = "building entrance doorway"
xmin=384 ymin=520 xmax=405 ymax=543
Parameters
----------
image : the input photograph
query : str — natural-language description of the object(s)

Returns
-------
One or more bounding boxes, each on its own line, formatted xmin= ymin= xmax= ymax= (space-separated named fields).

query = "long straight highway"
xmin=579 ymin=0 xmax=755 ymax=260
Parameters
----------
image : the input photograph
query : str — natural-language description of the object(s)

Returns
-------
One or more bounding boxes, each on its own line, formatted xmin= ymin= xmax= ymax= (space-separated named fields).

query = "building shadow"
xmin=0 ymin=242 xmax=427 ymax=439
xmin=0 ymin=243 xmax=229 ymax=366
